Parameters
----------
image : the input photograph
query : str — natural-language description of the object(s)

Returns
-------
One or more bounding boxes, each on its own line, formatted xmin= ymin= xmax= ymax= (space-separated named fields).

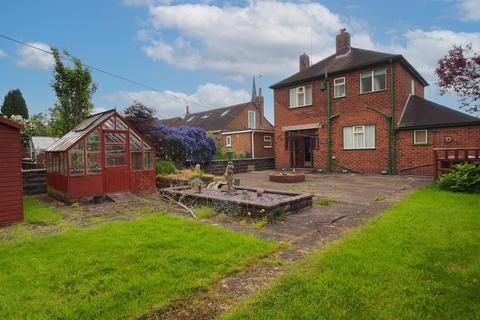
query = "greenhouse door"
xmin=104 ymin=131 xmax=130 ymax=193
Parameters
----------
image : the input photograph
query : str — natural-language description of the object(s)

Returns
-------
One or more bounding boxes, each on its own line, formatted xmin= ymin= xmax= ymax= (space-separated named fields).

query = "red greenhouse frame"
xmin=45 ymin=109 xmax=156 ymax=203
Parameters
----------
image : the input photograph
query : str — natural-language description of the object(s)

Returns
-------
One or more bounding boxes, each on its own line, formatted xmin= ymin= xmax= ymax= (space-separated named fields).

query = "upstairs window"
xmin=343 ymin=125 xmax=375 ymax=149
xmin=289 ymin=85 xmax=312 ymax=108
xmin=413 ymin=130 xmax=428 ymax=145
xmin=411 ymin=79 xmax=416 ymax=95
xmin=360 ymin=69 xmax=386 ymax=93
xmin=334 ymin=77 xmax=346 ymax=98
xmin=248 ymin=111 xmax=256 ymax=129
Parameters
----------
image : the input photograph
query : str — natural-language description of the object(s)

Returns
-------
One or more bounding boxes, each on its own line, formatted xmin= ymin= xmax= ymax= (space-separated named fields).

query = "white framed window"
xmin=360 ymin=69 xmax=386 ymax=93
xmin=413 ymin=130 xmax=428 ymax=145
xmin=226 ymin=135 xmax=232 ymax=147
xmin=411 ymin=79 xmax=415 ymax=95
xmin=334 ymin=77 xmax=346 ymax=98
xmin=289 ymin=85 xmax=312 ymax=108
xmin=343 ymin=125 xmax=375 ymax=149
xmin=248 ymin=111 xmax=256 ymax=129
xmin=264 ymin=135 xmax=272 ymax=148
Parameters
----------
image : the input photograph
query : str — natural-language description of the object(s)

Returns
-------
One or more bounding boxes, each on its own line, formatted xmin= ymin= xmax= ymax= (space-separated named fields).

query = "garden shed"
xmin=46 ymin=109 xmax=156 ymax=203
xmin=0 ymin=116 xmax=24 ymax=226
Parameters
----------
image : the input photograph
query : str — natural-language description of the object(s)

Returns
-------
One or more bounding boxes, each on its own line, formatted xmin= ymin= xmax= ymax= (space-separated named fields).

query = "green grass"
xmin=0 ymin=214 xmax=278 ymax=319
xmin=194 ymin=206 xmax=216 ymax=219
xmin=23 ymin=196 xmax=63 ymax=224
xmin=224 ymin=188 xmax=480 ymax=320
xmin=314 ymin=198 xmax=331 ymax=206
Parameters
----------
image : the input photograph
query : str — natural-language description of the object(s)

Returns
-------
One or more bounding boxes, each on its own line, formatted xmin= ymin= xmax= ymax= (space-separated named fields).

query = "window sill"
xmin=289 ymin=104 xmax=313 ymax=109
xmin=342 ymin=148 xmax=377 ymax=151
xmin=359 ymin=88 xmax=387 ymax=95
xmin=264 ymin=146 xmax=272 ymax=149
xmin=333 ymin=95 xmax=346 ymax=99
xmin=413 ymin=143 xmax=429 ymax=146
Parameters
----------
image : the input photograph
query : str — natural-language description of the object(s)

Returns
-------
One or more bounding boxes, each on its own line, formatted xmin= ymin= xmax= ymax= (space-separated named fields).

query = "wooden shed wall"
xmin=0 ymin=123 xmax=24 ymax=225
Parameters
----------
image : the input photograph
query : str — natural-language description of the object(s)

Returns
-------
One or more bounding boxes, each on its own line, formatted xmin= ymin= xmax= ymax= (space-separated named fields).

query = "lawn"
xmin=224 ymin=188 xmax=480 ymax=320
xmin=23 ymin=196 xmax=63 ymax=223
xmin=0 ymin=212 xmax=278 ymax=319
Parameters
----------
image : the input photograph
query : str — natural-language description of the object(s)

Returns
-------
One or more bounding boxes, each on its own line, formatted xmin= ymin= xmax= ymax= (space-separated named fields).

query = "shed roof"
xmin=398 ymin=95 xmax=480 ymax=129
xmin=0 ymin=116 xmax=23 ymax=130
xmin=270 ymin=47 xmax=428 ymax=89
xmin=31 ymin=136 xmax=60 ymax=151
xmin=47 ymin=109 xmax=116 ymax=152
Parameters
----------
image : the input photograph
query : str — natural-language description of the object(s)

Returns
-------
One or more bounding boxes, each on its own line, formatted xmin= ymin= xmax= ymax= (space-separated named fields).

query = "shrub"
xmin=194 ymin=206 xmax=216 ymax=219
xmin=156 ymin=160 xmax=177 ymax=176
xmin=438 ymin=163 xmax=480 ymax=193
xmin=314 ymin=199 xmax=331 ymax=206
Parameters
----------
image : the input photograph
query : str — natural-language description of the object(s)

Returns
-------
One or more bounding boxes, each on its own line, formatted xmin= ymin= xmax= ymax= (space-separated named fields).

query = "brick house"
xmin=271 ymin=28 xmax=480 ymax=175
xmin=159 ymin=79 xmax=274 ymax=159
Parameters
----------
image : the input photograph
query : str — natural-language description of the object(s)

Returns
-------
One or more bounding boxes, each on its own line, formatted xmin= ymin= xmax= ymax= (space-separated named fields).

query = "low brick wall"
xmin=203 ymin=157 xmax=274 ymax=176
xmin=22 ymin=169 xmax=47 ymax=195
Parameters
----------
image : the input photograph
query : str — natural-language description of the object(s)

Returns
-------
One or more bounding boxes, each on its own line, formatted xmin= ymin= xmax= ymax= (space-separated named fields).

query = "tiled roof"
xmin=398 ymin=95 xmax=480 ymax=129
xmin=158 ymin=102 xmax=273 ymax=132
xmin=271 ymin=47 xmax=428 ymax=89
xmin=47 ymin=109 xmax=116 ymax=152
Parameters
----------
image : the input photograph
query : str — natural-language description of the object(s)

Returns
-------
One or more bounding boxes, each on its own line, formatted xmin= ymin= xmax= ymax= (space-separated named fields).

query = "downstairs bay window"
xmin=343 ymin=125 xmax=375 ymax=149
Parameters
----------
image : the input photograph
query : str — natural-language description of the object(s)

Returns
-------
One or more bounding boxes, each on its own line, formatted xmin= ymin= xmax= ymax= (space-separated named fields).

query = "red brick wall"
xmin=396 ymin=126 xmax=480 ymax=175
xmin=272 ymin=61 xmax=453 ymax=174
xmin=253 ymin=132 xmax=274 ymax=158
xmin=225 ymin=103 xmax=273 ymax=131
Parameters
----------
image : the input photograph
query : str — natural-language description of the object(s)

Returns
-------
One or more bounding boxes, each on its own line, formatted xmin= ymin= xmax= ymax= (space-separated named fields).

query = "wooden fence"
xmin=433 ymin=148 xmax=480 ymax=179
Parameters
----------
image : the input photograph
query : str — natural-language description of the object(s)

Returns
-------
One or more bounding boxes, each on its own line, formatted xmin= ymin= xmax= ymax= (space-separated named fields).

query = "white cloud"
xmin=458 ymin=0 xmax=480 ymax=21
xmin=16 ymin=42 xmax=55 ymax=70
xmin=0 ymin=49 xmax=7 ymax=59
xmin=380 ymin=29 xmax=480 ymax=84
xmin=140 ymin=1 xmax=372 ymax=77
xmin=103 ymin=83 xmax=250 ymax=118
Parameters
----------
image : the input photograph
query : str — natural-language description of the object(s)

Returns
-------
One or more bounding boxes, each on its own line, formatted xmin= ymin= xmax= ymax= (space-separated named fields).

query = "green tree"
xmin=49 ymin=48 xmax=97 ymax=136
xmin=1 ymin=89 xmax=29 ymax=118
xmin=30 ymin=113 xmax=50 ymax=136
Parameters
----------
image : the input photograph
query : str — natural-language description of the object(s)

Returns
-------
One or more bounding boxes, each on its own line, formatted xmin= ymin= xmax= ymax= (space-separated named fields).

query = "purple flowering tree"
xmin=155 ymin=125 xmax=216 ymax=164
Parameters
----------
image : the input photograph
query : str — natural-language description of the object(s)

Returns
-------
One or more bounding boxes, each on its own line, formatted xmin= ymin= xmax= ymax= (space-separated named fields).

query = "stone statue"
xmin=224 ymin=161 xmax=235 ymax=194
xmin=194 ymin=163 xmax=201 ymax=173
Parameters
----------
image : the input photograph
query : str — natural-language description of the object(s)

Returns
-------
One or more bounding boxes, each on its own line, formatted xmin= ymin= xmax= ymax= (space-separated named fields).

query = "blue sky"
xmin=0 ymin=0 xmax=479 ymax=122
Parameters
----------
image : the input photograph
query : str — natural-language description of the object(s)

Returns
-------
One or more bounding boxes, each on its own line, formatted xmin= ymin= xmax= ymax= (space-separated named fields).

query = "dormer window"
xmin=186 ymin=116 xmax=195 ymax=122
xmin=289 ymin=85 xmax=312 ymax=108
xmin=360 ymin=69 xmax=386 ymax=94
xmin=201 ymin=114 xmax=210 ymax=119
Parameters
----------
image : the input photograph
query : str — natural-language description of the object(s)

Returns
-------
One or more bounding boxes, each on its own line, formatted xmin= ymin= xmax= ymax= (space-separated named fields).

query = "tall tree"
xmin=436 ymin=44 xmax=480 ymax=114
xmin=123 ymin=102 xmax=158 ymax=143
xmin=1 ymin=89 xmax=29 ymax=118
xmin=49 ymin=48 xmax=97 ymax=136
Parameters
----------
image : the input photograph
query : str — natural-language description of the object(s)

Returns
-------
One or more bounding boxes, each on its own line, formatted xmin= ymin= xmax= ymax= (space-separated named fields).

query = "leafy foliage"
xmin=123 ymin=102 xmax=158 ymax=144
xmin=8 ymin=113 xmax=54 ymax=145
xmin=49 ymin=48 xmax=97 ymax=136
xmin=1 ymin=89 xmax=28 ymax=118
xmin=436 ymin=44 xmax=480 ymax=114
xmin=156 ymin=125 xmax=216 ymax=164
xmin=155 ymin=160 xmax=177 ymax=176
xmin=438 ymin=163 xmax=480 ymax=193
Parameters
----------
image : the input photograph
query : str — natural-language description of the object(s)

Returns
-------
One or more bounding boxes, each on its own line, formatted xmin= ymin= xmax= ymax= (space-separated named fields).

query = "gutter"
xmin=326 ymin=71 xmax=332 ymax=173
xmin=390 ymin=60 xmax=396 ymax=175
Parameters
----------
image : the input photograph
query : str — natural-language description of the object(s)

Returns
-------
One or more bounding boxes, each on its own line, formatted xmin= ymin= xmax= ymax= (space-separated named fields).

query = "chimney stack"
xmin=299 ymin=53 xmax=310 ymax=72
xmin=336 ymin=28 xmax=351 ymax=56
xmin=185 ymin=105 xmax=190 ymax=117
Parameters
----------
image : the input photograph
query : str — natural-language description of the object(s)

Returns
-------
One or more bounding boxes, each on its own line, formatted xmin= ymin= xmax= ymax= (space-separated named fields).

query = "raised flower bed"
xmin=162 ymin=185 xmax=313 ymax=218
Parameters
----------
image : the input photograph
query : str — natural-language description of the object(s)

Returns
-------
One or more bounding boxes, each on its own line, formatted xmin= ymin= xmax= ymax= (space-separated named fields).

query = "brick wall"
xmin=220 ymin=131 xmax=274 ymax=158
xmin=203 ymin=157 xmax=274 ymax=176
xmin=274 ymin=62 xmax=440 ymax=174
xmin=254 ymin=132 xmax=274 ymax=158
xmin=396 ymin=126 xmax=480 ymax=175
xmin=22 ymin=169 xmax=47 ymax=195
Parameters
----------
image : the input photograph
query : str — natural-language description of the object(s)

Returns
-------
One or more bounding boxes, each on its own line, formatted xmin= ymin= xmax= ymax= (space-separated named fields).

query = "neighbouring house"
xmin=0 ymin=116 xmax=24 ymax=226
xmin=159 ymin=79 xmax=275 ymax=159
xmin=45 ymin=109 xmax=156 ymax=203
xmin=25 ymin=136 xmax=60 ymax=167
xmin=271 ymin=28 xmax=480 ymax=175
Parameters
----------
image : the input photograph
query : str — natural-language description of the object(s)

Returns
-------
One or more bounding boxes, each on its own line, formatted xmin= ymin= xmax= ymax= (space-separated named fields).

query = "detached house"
xmin=159 ymin=80 xmax=274 ymax=159
xmin=271 ymin=28 xmax=480 ymax=175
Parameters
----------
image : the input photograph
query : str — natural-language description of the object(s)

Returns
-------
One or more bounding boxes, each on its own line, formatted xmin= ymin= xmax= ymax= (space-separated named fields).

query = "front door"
xmin=291 ymin=135 xmax=313 ymax=168
xmin=304 ymin=137 xmax=312 ymax=167
xmin=103 ymin=131 xmax=130 ymax=193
